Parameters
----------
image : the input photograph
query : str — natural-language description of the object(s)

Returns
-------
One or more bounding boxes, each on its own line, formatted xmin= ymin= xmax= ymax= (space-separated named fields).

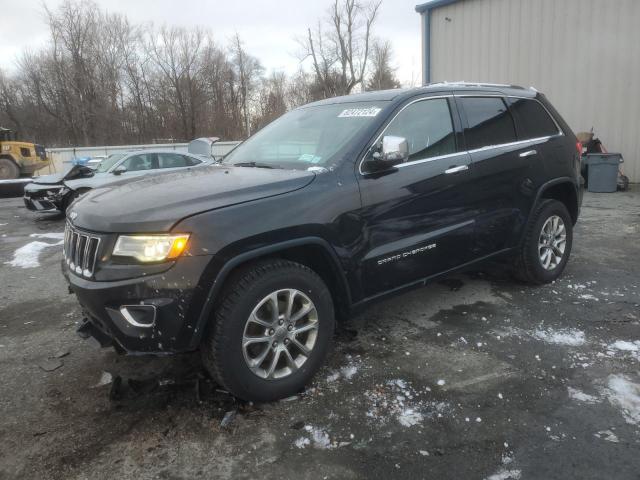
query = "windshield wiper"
xmin=233 ymin=161 xmax=276 ymax=169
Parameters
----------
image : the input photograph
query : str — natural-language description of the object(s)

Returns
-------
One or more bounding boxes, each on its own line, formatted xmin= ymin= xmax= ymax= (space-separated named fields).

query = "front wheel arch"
xmin=201 ymin=258 xmax=335 ymax=401
xmin=189 ymin=237 xmax=351 ymax=350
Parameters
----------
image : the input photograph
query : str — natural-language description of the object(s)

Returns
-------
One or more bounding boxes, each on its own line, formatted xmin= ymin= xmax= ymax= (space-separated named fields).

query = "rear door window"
xmin=383 ymin=98 xmax=456 ymax=162
xmin=507 ymin=97 xmax=559 ymax=139
xmin=157 ymin=153 xmax=199 ymax=168
xmin=460 ymin=97 xmax=516 ymax=150
xmin=121 ymin=153 xmax=157 ymax=171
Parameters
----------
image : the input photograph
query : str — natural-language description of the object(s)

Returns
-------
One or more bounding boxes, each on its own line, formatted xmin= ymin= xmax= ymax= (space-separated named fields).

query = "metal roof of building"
xmin=415 ymin=0 xmax=461 ymax=14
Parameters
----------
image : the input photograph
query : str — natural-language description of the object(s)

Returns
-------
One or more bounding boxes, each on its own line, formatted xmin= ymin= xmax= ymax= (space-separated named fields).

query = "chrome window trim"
xmin=396 ymin=151 xmax=468 ymax=169
xmin=359 ymin=93 xmax=564 ymax=177
xmin=358 ymin=95 xmax=454 ymax=176
xmin=466 ymin=135 xmax=557 ymax=155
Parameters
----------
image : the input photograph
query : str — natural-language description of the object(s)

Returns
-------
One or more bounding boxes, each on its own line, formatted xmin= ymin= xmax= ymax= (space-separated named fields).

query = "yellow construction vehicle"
xmin=0 ymin=127 xmax=51 ymax=179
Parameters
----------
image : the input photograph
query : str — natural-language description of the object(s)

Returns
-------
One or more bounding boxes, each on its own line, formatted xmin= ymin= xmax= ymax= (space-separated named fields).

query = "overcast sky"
xmin=0 ymin=0 xmax=424 ymax=86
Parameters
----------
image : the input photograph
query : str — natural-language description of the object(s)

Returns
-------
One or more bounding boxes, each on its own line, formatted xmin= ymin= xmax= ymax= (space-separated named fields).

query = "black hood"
xmin=69 ymin=165 xmax=316 ymax=232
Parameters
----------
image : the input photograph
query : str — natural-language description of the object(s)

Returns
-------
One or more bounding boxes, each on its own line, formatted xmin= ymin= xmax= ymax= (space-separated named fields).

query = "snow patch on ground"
xmin=297 ymin=425 xmax=333 ymax=449
xmin=603 ymin=375 xmax=640 ymax=425
xmin=5 ymin=236 xmax=64 ymax=268
xmin=606 ymin=340 xmax=640 ymax=361
xmin=578 ymin=294 xmax=599 ymax=301
xmin=30 ymin=232 xmax=65 ymax=240
xmin=293 ymin=437 xmax=310 ymax=449
xmin=609 ymin=340 xmax=640 ymax=352
xmin=486 ymin=471 xmax=522 ymax=480
xmin=397 ymin=408 xmax=423 ymax=427
xmin=326 ymin=357 xmax=361 ymax=383
xmin=594 ymin=430 xmax=619 ymax=443
xmin=294 ymin=425 xmax=334 ymax=449
xmin=486 ymin=454 xmax=521 ymax=480
xmin=364 ymin=378 xmax=448 ymax=428
xmin=495 ymin=326 xmax=587 ymax=348
xmin=533 ymin=328 xmax=586 ymax=346
xmin=567 ymin=387 xmax=600 ymax=404
xmin=341 ymin=364 xmax=359 ymax=380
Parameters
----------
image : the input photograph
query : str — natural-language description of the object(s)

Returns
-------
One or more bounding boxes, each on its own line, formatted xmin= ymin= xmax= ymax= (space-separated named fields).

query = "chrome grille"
xmin=63 ymin=223 xmax=100 ymax=278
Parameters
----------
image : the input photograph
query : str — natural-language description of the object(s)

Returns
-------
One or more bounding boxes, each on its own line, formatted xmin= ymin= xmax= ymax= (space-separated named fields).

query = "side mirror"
xmin=365 ymin=135 xmax=408 ymax=172
xmin=112 ymin=165 xmax=127 ymax=175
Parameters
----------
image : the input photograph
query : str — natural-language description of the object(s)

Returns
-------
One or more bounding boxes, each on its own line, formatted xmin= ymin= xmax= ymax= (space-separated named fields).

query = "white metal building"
xmin=416 ymin=0 xmax=640 ymax=182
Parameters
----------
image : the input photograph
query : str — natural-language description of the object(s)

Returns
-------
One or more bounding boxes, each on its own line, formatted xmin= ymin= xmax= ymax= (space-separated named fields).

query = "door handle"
xmin=519 ymin=149 xmax=537 ymax=158
xmin=444 ymin=165 xmax=469 ymax=174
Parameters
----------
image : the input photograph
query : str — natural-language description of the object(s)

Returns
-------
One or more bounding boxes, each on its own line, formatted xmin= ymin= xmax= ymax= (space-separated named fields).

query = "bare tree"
xmin=230 ymin=34 xmax=263 ymax=137
xmin=148 ymin=26 xmax=207 ymax=140
xmin=253 ymin=71 xmax=288 ymax=131
xmin=0 ymin=0 xmax=397 ymax=148
xmin=301 ymin=0 xmax=381 ymax=97
xmin=366 ymin=40 xmax=400 ymax=91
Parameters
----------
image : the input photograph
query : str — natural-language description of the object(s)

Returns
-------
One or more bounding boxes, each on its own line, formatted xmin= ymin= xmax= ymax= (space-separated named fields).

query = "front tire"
xmin=201 ymin=259 xmax=335 ymax=402
xmin=513 ymin=199 xmax=573 ymax=284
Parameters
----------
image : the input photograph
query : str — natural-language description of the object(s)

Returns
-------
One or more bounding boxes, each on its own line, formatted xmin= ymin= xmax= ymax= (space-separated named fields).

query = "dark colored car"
xmin=64 ymin=83 xmax=582 ymax=402
xmin=24 ymin=150 xmax=212 ymax=213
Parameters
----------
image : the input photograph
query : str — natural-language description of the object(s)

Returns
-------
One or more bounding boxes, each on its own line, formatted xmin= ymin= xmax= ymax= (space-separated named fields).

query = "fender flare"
xmin=189 ymin=236 xmax=350 ymax=349
xmin=537 ymin=176 xmax=581 ymax=222
xmin=520 ymin=177 xmax=579 ymax=245
xmin=533 ymin=176 xmax=579 ymax=207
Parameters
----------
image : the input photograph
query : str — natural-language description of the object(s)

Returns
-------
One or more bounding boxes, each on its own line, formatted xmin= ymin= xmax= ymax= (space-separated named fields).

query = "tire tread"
xmin=513 ymin=199 xmax=571 ymax=284
xmin=202 ymin=259 xmax=327 ymax=394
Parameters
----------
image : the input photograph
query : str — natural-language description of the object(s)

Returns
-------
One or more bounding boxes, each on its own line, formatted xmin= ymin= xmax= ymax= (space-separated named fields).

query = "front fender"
xmin=186 ymin=236 xmax=348 ymax=350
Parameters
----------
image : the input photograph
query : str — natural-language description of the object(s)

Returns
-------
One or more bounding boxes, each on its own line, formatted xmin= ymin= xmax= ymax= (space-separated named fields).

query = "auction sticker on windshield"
xmin=338 ymin=107 xmax=382 ymax=118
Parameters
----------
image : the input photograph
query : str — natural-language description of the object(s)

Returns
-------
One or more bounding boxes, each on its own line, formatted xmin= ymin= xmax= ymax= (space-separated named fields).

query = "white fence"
xmin=40 ymin=141 xmax=241 ymax=175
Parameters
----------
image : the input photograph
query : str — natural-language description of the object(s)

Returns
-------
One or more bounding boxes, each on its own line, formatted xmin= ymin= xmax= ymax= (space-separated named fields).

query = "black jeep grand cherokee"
xmin=63 ymin=83 xmax=582 ymax=402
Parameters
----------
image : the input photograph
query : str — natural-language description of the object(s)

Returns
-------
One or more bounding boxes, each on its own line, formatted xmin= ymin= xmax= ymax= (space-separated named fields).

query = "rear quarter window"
xmin=460 ymin=97 xmax=517 ymax=150
xmin=507 ymin=98 xmax=559 ymax=139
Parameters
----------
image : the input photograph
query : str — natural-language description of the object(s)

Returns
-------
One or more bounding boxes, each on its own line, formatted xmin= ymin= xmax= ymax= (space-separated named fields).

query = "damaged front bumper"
xmin=23 ymin=183 xmax=68 ymax=211
xmin=63 ymin=255 xmax=212 ymax=355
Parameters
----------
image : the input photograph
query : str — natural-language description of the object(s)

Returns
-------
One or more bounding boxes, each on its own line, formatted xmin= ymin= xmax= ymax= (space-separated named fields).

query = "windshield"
xmin=95 ymin=153 xmax=125 ymax=173
xmin=223 ymin=101 xmax=387 ymax=169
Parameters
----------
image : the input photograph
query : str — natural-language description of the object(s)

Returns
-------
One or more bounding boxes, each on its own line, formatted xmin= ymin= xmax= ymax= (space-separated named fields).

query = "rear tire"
xmin=0 ymin=158 xmax=19 ymax=180
xmin=513 ymin=199 xmax=573 ymax=284
xmin=201 ymin=259 xmax=335 ymax=402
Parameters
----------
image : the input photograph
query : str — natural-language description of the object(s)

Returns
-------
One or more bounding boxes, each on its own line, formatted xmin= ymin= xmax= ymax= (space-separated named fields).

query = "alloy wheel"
xmin=242 ymin=289 xmax=319 ymax=380
xmin=538 ymin=215 xmax=566 ymax=270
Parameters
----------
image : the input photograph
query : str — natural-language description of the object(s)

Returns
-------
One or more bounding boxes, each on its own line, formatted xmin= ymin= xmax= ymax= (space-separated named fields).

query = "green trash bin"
xmin=584 ymin=153 xmax=623 ymax=193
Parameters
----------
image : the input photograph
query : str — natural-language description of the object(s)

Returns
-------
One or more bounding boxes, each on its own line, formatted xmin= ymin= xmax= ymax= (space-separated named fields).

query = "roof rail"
xmin=430 ymin=80 xmax=517 ymax=88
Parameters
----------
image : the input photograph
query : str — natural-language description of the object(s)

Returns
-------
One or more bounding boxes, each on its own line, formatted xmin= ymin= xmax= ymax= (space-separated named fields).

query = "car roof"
xmin=302 ymin=82 xmax=538 ymax=108
xmin=120 ymin=149 xmax=198 ymax=156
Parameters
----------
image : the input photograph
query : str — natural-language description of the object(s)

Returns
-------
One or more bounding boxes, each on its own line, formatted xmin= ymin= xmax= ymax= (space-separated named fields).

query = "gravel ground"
xmin=0 ymin=189 xmax=639 ymax=480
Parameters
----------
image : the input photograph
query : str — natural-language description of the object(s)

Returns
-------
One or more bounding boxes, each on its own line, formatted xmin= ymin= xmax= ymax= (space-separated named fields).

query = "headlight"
xmin=112 ymin=234 xmax=190 ymax=262
xmin=46 ymin=187 xmax=66 ymax=196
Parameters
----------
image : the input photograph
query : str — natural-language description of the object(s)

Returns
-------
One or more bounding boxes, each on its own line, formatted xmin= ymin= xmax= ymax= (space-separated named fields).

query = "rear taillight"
xmin=576 ymin=141 xmax=583 ymax=155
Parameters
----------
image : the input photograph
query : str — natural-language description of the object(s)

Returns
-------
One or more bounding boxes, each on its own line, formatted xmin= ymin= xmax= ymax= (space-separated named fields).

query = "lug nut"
xmin=287 ymin=325 xmax=293 ymax=331
xmin=268 ymin=329 xmax=275 ymax=335
xmin=272 ymin=341 xmax=278 ymax=348
xmin=278 ymin=319 xmax=284 ymax=325
xmin=284 ymin=338 xmax=290 ymax=345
